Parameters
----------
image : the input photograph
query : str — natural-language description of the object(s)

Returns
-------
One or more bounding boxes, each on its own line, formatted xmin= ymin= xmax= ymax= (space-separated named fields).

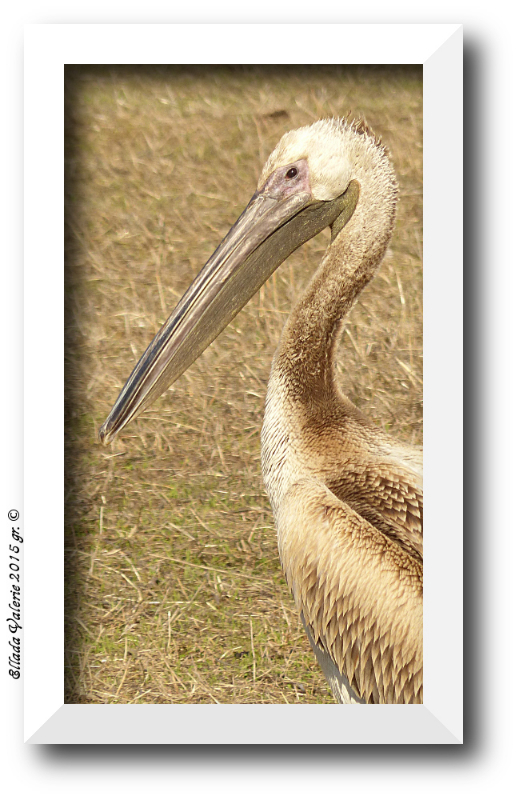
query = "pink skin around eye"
xmin=259 ymin=158 xmax=312 ymax=201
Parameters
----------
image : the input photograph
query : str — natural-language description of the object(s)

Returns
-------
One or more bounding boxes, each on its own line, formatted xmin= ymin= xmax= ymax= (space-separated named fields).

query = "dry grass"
xmin=64 ymin=65 xmax=422 ymax=704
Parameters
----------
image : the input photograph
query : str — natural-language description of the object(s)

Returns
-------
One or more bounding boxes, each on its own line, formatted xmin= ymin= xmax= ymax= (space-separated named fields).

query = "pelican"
xmin=100 ymin=117 xmax=423 ymax=704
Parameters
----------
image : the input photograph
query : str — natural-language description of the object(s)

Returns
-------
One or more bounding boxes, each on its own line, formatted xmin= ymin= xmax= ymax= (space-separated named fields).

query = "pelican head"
xmin=99 ymin=119 xmax=367 ymax=444
xmin=260 ymin=118 xmax=356 ymax=201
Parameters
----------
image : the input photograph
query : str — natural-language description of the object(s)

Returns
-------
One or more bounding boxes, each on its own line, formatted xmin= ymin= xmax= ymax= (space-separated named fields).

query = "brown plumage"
xmin=100 ymin=117 xmax=423 ymax=704
xmin=260 ymin=119 xmax=422 ymax=703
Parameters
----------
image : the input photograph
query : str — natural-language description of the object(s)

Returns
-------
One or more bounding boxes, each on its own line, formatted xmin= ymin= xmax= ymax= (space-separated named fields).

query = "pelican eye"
xmin=285 ymin=167 xmax=298 ymax=179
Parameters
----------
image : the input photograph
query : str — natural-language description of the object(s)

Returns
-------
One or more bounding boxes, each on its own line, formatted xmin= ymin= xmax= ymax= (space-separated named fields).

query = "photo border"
xmin=23 ymin=22 xmax=463 ymax=744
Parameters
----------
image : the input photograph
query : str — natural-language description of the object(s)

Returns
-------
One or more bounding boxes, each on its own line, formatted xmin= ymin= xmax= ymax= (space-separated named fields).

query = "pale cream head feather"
xmin=258 ymin=118 xmax=388 ymax=202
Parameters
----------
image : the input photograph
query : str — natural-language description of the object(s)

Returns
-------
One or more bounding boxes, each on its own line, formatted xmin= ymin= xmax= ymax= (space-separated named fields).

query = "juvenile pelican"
xmin=100 ymin=118 xmax=423 ymax=704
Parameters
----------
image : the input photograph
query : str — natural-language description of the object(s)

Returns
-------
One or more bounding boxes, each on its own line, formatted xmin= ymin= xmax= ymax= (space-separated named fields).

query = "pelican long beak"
xmin=99 ymin=179 xmax=358 ymax=444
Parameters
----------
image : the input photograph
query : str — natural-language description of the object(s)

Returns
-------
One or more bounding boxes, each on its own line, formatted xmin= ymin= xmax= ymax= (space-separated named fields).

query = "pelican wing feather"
xmin=277 ymin=477 xmax=423 ymax=704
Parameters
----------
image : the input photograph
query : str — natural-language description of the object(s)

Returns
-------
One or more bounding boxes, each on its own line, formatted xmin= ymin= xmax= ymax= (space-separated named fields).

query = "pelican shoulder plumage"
xmin=100 ymin=117 xmax=423 ymax=704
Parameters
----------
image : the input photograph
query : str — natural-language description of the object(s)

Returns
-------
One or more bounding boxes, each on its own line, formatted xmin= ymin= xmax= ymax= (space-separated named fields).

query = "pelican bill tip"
xmin=98 ymin=421 xmax=115 ymax=446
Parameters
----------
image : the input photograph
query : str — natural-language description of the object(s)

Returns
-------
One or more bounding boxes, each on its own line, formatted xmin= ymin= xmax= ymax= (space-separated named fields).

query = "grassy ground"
xmin=64 ymin=65 xmax=422 ymax=704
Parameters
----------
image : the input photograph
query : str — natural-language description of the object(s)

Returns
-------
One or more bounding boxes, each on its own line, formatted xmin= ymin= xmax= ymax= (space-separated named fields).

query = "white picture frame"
xmin=22 ymin=22 xmax=463 ymax=744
